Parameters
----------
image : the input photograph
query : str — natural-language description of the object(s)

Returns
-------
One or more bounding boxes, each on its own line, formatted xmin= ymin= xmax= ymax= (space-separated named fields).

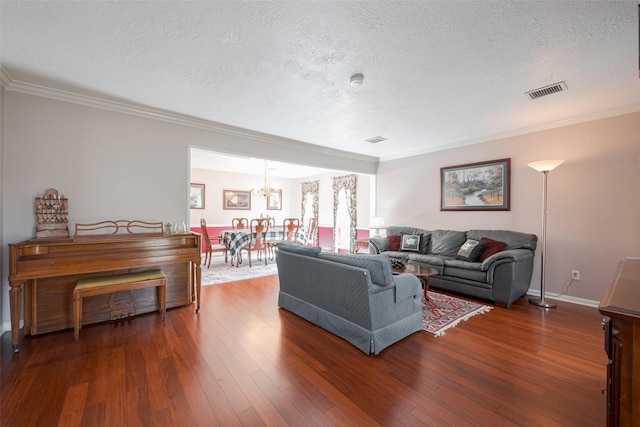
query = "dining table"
xmin=221 ymin=228 xmax=307 ymax=257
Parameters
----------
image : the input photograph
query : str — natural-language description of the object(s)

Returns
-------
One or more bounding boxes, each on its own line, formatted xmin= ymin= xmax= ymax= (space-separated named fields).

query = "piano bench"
xmin=73 ymin=270 xmax=167 ymax=341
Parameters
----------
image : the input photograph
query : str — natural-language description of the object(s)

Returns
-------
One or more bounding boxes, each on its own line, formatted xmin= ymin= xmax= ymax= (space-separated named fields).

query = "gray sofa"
xmin=275 ymin=241 xmax=423 ymax=355
xmin=369 ymin=226 xmax=538 ymax=308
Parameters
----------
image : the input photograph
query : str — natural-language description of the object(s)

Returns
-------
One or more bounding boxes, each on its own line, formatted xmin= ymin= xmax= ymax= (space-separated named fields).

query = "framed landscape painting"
xmin=223 ymin=190 xmax=251 ymax=210
xmin=441 ymin=158 xmax=510 ymax=211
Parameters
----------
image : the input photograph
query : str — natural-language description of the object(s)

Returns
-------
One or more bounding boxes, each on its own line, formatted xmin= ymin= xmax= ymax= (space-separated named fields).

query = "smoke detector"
xmin=350 ymin=73 xmax=364 ymax=86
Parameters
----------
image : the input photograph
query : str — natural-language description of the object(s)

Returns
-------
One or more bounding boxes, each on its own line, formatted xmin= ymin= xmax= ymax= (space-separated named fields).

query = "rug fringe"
xmin=432 ymin=305 xmax=493 ymax=337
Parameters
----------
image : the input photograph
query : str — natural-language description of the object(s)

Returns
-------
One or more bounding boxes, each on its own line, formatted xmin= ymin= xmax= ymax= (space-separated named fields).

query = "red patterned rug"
xmin=423 ymin=291 xmax=493 ymax=336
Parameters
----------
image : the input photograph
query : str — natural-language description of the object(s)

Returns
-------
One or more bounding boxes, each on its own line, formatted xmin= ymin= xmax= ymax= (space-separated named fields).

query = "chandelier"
xmin=251 ymin=160 xmax=279 ymax=198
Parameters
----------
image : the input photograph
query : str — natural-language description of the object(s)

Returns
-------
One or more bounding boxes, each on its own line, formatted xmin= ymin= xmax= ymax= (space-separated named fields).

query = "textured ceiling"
xmin=1 ymin=1 xmax=639 ymax=161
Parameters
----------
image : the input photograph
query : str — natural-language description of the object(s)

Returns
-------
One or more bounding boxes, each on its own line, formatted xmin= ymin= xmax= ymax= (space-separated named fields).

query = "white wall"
xmin=1 ymin=91 xmax=377 ymax=332
xmin=377 ymin=111 xmax=640 ymax=303
xmin=189 ymin=168 xmax=298 ymax=227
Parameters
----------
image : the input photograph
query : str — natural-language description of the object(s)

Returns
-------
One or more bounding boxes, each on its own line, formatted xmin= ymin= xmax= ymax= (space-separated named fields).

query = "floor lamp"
xmin=528 ymin=159 xmax=564 ymax=309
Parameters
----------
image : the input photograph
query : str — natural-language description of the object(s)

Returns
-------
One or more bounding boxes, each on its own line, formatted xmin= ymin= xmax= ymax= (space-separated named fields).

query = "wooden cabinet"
xmin=598 ymin=257 xmax=640 ymax=426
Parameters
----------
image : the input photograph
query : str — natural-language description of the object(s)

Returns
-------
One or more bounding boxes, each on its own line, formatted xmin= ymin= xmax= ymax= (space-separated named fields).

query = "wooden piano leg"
xmin=195 ymin=263 xmax=201 ymax=312
xmin=9 ymin=281 xmax=22 ymax=353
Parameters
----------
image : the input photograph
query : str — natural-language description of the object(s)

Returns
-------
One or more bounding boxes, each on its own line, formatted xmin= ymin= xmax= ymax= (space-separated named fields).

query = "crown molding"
xmin=0 ymin=67 xmax=378 ymax=166
xmin=380 ymin=102 xmax=640 ymax=162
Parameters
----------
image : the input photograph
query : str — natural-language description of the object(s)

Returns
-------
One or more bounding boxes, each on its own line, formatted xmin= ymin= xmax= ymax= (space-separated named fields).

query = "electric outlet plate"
xmin=571 ymin=270 xmax=581 ymax=280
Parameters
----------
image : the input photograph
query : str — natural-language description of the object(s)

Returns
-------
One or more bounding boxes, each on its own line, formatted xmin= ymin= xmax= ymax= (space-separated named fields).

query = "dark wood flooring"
xmin=1 ymin=274 xmax=607 ymax=426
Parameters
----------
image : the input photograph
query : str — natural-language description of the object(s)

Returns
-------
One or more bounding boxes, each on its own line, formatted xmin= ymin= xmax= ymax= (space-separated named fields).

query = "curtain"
xmin=332 ymin=174 xmax=357 ymax=253
xmin=300 ymin=180 xmax=319 ymax=245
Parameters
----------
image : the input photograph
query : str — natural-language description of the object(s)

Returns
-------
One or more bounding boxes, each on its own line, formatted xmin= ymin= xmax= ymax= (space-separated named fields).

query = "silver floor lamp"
xmin=528 ymin=159 xmax=564 ymax=309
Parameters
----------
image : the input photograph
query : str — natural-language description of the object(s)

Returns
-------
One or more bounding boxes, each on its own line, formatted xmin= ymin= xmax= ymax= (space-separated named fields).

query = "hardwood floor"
xmin=1 ymin=275 xmax=607 ymax=426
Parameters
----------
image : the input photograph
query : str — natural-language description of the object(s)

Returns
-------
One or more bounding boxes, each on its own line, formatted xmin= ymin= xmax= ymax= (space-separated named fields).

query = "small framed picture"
xmin=223 ymin=190 xmax=251 ymax=210
xmin=267 ymin=190 xmax=282 ymax=210
xmin=189 ymin=183 xmax=205 ymax=209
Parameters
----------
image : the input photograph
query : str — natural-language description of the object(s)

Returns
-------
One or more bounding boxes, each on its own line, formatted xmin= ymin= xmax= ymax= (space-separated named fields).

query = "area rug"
xmin=201 ymin=255 xmax=278 ymax=285
xmin=423 ymin=291 xmax=492 ymax=336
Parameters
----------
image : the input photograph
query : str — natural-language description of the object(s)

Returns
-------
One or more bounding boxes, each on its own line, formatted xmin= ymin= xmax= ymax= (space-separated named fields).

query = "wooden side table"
xmin=393 ymin=263 xmax=438 ymax=300
xmin=355 ymin=239 xmax=370 ymax=253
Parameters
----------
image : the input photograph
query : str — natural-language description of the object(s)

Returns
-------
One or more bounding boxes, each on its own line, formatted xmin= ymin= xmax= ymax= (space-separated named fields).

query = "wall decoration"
xmin=441 ymin=158 xmax=510 ymax=211
xmin=35 ymin=188 xmax=69 ymax=238
xmin=266 ymin=189 xmax=282 ymax=210
xmin=190 ymin=183 xmax=205 ymax=209
xmin=223 ymin=190 xmax=251 ymax=210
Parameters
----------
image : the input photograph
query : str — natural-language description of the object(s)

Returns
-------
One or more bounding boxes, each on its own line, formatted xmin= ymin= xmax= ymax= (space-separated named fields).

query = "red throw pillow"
xmin=387 ymin=235 xmax=401 ymax=251
xmin=479 ymin=237 xmax=508 ymax=262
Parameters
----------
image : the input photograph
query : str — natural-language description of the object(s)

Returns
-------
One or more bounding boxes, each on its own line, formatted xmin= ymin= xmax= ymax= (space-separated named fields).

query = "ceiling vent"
xmin=525 ymin=81 xmax=568 ymax=100
xmin=365 ymin=136 xmax=388 ymax=144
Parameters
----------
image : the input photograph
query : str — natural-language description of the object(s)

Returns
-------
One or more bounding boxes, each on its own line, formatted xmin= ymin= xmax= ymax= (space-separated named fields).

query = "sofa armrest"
xmin=393 ymin=274 xmax=422 ymax=302
xmin=369 ymin=237 xmax=388 ymax=254
xmin=480 ymin=249 xmax=533 ymax=271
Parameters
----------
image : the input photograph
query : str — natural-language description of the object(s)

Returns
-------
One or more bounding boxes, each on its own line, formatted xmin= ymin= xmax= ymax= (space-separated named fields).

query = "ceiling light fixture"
xmin=350 ymin=73 xmax=364 ymax=86
xmin=251 ymin=160 xmax=280 ymax=198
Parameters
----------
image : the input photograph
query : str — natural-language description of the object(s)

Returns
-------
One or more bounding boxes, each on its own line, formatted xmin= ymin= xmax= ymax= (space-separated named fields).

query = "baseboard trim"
xmin=526 ymin=290 xmax=599 ymax=308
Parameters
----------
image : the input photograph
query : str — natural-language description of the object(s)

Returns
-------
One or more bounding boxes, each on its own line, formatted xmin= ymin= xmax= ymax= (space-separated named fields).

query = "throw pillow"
xmin=387 ymin=235 xmax=401 ymax=251
xmin=418 ymin=233 xmax=431 ymax=254
xmin=400 ymin=234 xmax=421 ymax=252
xmin=479 ymin=237 xmax=508 ymax=262
xmin=456 ymin=239 xmax=488 ymax=262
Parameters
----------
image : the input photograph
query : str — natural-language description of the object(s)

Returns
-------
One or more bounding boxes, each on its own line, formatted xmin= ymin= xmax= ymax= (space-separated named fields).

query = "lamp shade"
xmin=369 ymin=217 xmax=386 ymax=238
xmin=527 ymin=160 xmax=564 ymax=172
xmin=369 ymin=217 xmax=385 ymax=229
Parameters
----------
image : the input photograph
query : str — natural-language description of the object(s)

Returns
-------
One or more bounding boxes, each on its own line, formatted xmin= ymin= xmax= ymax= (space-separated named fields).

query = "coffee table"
xmin=393 ymin=263 xmax=438 ymax=300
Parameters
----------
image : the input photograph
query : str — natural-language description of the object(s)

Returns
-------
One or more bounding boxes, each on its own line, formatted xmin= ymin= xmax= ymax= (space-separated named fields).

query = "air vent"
xmin=365 ymin=136 xmax=388 ymax=144
xmin=525 ymin=81 xmax=568 ymax=100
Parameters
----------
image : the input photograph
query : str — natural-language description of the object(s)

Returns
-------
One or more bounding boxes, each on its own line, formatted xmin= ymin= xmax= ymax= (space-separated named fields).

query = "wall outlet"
xmin=571 ymin=270 xmax=581 ymax=280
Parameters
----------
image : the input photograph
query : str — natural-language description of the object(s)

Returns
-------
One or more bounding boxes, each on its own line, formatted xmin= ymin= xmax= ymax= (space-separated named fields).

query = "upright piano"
xmin=8 ymin=232 xmax=201 ymax=352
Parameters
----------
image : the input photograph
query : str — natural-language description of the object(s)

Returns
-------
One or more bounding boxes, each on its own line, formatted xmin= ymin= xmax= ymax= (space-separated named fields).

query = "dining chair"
xmin=306 ymin=217 xmax=318 ymax=246
xmin=232 ymin=217 xmax=249 ymax=229
xmin=236 ymin=218 xmax=270 ymax=267
xmin=200 ymin=218 xmax=228 ymax=268
xmin=283 ymin=218 xmax=301 ymax=241
xmin=265 ymin=217 xmax=278 ymax=260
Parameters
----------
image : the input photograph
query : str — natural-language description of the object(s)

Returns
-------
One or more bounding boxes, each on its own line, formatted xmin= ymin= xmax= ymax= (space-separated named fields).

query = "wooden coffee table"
xmin=393 ymin=263 xmax=438 ymax=300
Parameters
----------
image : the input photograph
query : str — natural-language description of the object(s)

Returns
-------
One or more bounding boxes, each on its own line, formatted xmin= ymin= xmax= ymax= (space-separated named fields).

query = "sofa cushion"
xmin=467 ymin=230 xmax=538 ymax=251
xmin=382 ymin=251 xmax=411 ymax=261
xmin=479 ymin=238 xmax=508 ymax=261
xmin=429 ymin=230 xmax=467 ymax=257
xmin=400 ymin=234 xmax=421 ymax=251
xmin=387 ymin=235 xmax=401 ymax=251
xmin=456 ymin=239 xmax=488 ymax=262
xmin=277 ymin=241 xmax=322 ymax=257
xmin=444 ymin=258 xmax=482 ymax=269
xmin=317 ymin=252 xmax=394 ymax=286
xmin=407 ymin=253 xmax=446 ymax=266
xmin=406 ymin=253 xmax=446 ymax=275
